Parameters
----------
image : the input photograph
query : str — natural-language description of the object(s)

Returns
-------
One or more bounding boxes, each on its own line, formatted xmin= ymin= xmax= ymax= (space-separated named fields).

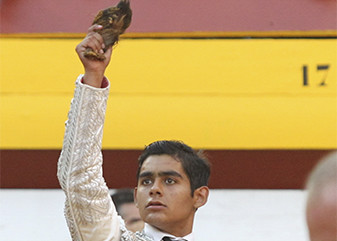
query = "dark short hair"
xmin=111 ymin=189 xmax=134 ymax=212
xmin=137 ymin=140 xmax=211 ymax=196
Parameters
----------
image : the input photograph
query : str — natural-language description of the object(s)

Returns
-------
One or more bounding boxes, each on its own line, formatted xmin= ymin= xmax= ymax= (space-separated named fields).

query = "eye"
xmin=141 ymin=178 xmax=152 ymax=185
xmin=165 ymin=178 xmax=176 ymax=185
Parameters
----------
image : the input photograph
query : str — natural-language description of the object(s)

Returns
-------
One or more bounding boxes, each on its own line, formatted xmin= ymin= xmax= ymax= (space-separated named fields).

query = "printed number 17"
xmin=302 ymin=64 xmax=330 ymax=86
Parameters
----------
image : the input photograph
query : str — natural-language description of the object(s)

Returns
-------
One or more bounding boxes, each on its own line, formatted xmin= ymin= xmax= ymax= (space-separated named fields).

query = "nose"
xmin=149 ymin=179 xmax=162 ymax=196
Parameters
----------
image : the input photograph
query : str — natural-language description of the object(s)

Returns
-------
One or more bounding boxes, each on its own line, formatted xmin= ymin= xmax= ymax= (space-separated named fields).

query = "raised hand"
xmin=75 ymin=24 xmax=112 ymax=87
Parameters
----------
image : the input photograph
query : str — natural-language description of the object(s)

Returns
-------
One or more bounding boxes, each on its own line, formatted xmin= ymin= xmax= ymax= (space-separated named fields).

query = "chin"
xmin=144 ymin=214 xmax=167 ymax=227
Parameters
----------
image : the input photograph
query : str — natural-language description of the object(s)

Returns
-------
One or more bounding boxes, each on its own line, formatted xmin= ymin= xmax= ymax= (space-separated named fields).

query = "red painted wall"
xmin=1 ymin=0 xmax=336 ymax=34
xmin=0 ymin=149 xmax=332 ymax=189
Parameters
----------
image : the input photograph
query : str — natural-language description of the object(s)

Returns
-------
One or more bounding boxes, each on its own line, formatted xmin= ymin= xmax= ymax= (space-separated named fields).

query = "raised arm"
xmin=57 ymin=25 xmax=121 ymax=241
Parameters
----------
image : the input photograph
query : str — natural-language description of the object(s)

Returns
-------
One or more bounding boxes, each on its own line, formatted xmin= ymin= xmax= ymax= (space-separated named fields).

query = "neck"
xmin=149 ymin=221 xmax=193 ymax=238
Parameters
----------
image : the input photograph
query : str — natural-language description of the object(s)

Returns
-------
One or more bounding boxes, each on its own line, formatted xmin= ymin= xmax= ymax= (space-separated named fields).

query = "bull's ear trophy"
xmin=84 ymin=0 xmax=132 ymax=60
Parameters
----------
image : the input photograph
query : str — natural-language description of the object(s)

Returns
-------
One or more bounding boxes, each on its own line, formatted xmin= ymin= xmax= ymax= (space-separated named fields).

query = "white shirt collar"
xmin=144 ymin=223 xmax=194 ymax=241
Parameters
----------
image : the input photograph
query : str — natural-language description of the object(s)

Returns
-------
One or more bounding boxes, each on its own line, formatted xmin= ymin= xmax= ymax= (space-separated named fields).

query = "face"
xmin=118 ymin=202 xmax=144 ymax=233
xmin=306 ymin=184 xmax=337 ymax=241
xmin=135 ymin=154 xmax=205 ymax=236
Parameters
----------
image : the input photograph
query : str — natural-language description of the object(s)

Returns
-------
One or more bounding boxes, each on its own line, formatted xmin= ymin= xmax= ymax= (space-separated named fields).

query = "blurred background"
xmin=0 ymin=0 xmax=336 ymax=240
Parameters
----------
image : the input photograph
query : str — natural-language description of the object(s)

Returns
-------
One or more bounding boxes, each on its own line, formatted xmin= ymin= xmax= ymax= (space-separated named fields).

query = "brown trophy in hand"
xmin=84 ymin=0 xmax=132 ymax=60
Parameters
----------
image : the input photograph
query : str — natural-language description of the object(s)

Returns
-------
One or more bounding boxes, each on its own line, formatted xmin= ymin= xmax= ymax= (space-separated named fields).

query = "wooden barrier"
xmin=0 ymin=149 xmax=333 ymax=189
xmin=1 ymin=38 xmax=336 ymax=149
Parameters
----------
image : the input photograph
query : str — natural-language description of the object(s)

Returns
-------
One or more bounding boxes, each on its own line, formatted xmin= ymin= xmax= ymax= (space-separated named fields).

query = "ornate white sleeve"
xmin=57 ymin=75 xmax=121 ymax=241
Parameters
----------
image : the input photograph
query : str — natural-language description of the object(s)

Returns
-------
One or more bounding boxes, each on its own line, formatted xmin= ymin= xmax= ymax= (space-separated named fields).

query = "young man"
xmin=57 ymin=25 xmax=210 ymax=241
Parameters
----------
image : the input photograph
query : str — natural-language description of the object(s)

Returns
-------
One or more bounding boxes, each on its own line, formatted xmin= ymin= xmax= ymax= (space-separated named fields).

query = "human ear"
xmin=134 ymin=187 xmax=138 ymax=208
xmin=193 ymin=186 xmax=209 ymax=209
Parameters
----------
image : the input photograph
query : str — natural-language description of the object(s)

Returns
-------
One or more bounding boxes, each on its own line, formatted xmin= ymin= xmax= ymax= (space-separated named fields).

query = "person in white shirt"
xmin=57 ymin=24 xmax=210 ymax=241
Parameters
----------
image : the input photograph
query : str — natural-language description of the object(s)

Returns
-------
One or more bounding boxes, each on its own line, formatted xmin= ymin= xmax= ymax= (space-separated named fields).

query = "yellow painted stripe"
xmin=0 ymin=94 xmax=336 ymax=149
xmin=1 ymin=39 xmax=336 ymax=95
xmin=0 ymin=38 xmax=336 ymax=149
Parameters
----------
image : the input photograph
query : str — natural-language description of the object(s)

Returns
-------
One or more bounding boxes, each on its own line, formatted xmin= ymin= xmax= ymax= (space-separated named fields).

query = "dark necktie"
xmin=161 ymin=237 xmax=187 ymax=241
xmin=161 ymin=237 xmax=173 ymax=241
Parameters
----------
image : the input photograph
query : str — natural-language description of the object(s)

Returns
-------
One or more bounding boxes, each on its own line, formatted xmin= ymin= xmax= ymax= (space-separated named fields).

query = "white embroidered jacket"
xmin=57 ymin=76 xmax=153 ymax=241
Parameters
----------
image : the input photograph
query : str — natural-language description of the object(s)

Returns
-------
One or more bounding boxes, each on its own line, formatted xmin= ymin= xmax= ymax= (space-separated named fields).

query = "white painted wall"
xmin=0 ymin=189 xmax=309 ymax=241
